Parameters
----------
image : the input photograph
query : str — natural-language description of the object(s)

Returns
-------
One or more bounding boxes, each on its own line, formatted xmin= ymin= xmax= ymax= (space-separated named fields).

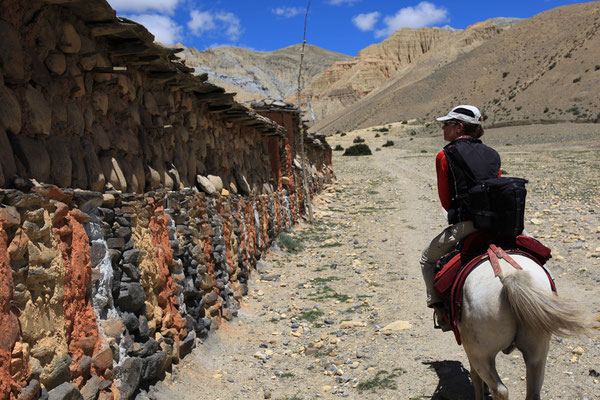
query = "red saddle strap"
xmin=487 ymin=244 xmax=523 ymax=278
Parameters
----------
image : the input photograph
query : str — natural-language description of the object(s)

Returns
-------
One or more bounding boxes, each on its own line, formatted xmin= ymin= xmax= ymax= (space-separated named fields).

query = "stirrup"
xmin=433 ymin=309 xmax=451 ymax=332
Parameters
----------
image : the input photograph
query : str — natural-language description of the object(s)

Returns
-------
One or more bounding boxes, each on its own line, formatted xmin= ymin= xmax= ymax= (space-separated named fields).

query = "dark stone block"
xmin=19 ymin=379 xmax=40 ymax=400
xmin=89 ymin=242 xmax=106 ymax=267
xmin=179 ymin=331 xmax=196 ymax=358
xmin=122 ymin=249 xmax=141 ymax=265
xmin=122 ymin=311 xmax=139 ymax=333
xmin=115 ymin=216 xmax=130 ymax=226
xmin=121 ymin=263 xmax=140 ymax=281
xmin=108 ymin=249 xmax=122 ymax=264
xmin=106 ymin=237 xmax=125 ymax=250
xmin=138 ymin=316 xmax=150 ymax=342
xmin=136 ymin=338 xmax=158 ymax=358
xmin=47 ymin=382 xmax=82 ymax=400
xmin=124 ymin=238 xmax=135 ymax=251
xmin=116 ymin=357 xmax=143 ymax=399
xmin=96 ymin=207 xmax=115 ymax=223
xmin=117 ymin=282 xmax=145 ymax=313
xmin=115 ymin=226 xmax=131 ymax=239
xmin=141 ymin=351 xmax=168 ymax=381
xmin=44 ymin=353 xmax=72 ymax=391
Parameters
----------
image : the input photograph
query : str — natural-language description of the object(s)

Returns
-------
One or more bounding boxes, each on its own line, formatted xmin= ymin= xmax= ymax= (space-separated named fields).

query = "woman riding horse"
xmin=419 ymin=105 xmax=501 ymax=330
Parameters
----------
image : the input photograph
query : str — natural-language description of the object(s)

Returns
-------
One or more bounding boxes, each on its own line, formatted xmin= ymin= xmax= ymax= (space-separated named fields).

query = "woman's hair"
xmin=462 ymin=120 xmax=484 ymax=138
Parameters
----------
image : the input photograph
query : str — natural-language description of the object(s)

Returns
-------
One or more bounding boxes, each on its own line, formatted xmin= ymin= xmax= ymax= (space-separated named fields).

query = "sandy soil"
xmin=149 ymin=122 xmax=600 ymax=400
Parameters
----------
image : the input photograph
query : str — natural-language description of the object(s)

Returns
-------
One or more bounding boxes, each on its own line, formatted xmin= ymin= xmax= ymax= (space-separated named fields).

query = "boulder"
xmin=22 ymin=85 xmax=52 ymax=135
xmin=0 ymin=20 xmax=24 ymax=83
xmin=131 ymin=156 xmax=146 ymax=192
xmin=100 ymin=156 xmax=126 ymax=192
xmin=234 ymin=170 xmax=251 ymax=195
xmin=46 ymin=136 xmax=72 ymax=188
xmin=207 ymin=175 xmax=223 ymax=192
xmin=67 ymin=103 xmax=84 ymax=136
xmin=0 ymin=83 xmax=22 ymax=134
xmin=81 ymin=138 xmax=105 ymax=192
xmin=141 ymin=351 xmax=169 ymax=381
xmin=91 ymin=122 xmax=110 ymax=151
xmin=196 ymin=175 xmax=216 ymax=195
xmin=0 ymin=126 xmax=17 ymax=181
xmin=59 ymin=22 xmax=81 ymax=54
xmin=12 ymin=135 xmax=51 ymax=183
xmin=45 ymin=52 xmax=67 ymax=75
xmin=70 ymin=139 xmax=88 ymax=189
xmin=145 ymin=165 xmax=161 ymax=190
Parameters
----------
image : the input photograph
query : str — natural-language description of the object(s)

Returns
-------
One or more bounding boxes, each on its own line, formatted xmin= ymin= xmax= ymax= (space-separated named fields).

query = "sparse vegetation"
xmin=382 ymin=140 xmax=394 ymax=147
xmin=343 ymin=144 xmax=372 ymax=156
xmin=334 ymin=144 xmax=344 ymax=151
xmin=357 ymin=368 xmax=404 ymax=392
xmin=277 ymin=233 xmax=304 ymax=253
xmin=502 ymin=71 xmax=510 ymax=78
xmin=375 ymin=133 xmax=380 ymax=138
xmin=573 ymin=77 xmax=581 ymax=83
xmin=353 ymin=136 xmax=365 ymax=143
xmin=298 ymin=309 xmax=324 ymax=322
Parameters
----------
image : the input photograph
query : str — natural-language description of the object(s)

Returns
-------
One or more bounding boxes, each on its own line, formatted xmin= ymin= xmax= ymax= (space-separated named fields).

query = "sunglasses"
xmin=442 ymin=121 xmax=461 ymax=127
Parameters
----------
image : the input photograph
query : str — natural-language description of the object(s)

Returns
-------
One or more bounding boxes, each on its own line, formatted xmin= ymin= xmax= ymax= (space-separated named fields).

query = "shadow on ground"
xmin=424 ymin=360 xmax=475 ymax=400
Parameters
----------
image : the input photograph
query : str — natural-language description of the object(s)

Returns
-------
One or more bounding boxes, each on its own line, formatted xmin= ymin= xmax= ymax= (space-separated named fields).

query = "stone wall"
xmin=0 ymin=180 xmax=329 ymax=399
xmin=0 ymin=0 xmax=333 ymax=399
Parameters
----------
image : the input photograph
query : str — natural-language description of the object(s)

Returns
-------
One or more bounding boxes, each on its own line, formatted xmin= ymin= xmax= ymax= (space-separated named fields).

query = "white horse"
xmin=458 ymin=253 xmax=588 ymax=400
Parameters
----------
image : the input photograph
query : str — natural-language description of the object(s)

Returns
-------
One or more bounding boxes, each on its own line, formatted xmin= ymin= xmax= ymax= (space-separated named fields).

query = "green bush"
xmin=353 ymin=136 xmax=365 ymax=143
xmin=343 ymin=144 xmax=372 ymax=156
xmin=382 ymin=140 xmax=394 ymax=147
xmin=375 ymin=133 xmax=380 ymax=138
xmin=334 ymin=144 xmax=344 ymax=151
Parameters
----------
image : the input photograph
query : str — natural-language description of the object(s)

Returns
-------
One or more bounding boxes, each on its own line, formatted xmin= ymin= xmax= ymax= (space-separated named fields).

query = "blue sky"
xmin=107 ymin=0 xmax=591 ymax=56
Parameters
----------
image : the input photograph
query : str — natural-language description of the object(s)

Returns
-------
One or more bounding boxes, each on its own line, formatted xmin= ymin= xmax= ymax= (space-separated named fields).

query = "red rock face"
xmin=148 ymin=202 xmax=186 ymax=344
xmin=53 ymin=207 xmax=100 ymax=385
xmin=0 ymin=218 xmax=28 ymax=400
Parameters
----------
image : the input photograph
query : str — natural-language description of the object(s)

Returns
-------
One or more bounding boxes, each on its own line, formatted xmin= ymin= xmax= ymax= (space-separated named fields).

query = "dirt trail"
xmin=150 ymin=123 xmax=600 ymax=400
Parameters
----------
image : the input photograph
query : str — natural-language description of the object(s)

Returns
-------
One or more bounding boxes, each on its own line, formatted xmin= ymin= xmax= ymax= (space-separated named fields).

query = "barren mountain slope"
xmin=176 ymin=44 xmax=351 ymax=101
xmin=317 ymin=1 xmax=600 ymax=134
xmin=302 ymin=19 xmax=516 ymax=120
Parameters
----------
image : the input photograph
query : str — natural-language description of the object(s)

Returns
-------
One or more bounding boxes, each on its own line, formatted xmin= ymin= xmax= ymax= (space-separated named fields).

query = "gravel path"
xmin=150 ymin=123 xmax=600 ymax=400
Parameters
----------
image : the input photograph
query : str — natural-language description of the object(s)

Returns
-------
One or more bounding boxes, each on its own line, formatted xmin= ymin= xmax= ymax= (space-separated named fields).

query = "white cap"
xmin=436 ymin=105 xmax=482 ymax=125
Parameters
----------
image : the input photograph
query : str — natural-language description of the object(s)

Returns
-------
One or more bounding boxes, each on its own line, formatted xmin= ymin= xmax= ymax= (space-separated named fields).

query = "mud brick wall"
xmin=0 ymin=181 xmax=325 ymax=399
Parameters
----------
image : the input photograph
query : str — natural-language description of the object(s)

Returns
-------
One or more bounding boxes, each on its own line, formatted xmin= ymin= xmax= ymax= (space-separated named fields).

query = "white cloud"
xmin=188 ymin=10 xmax=216 ymax=35
xmin=188 ymin=10 xmax=242 ymax=42
xmin=216 ymin=12 xmax=242 ymax=41
xmin=375 ymin=2 xmax=448 ymax=37
xmin=327 ymin=0 xmax=361 ymax=5
xmin=352 ymin=12 xmax=380 ymax=31
xmin=126 ymin=14 xmax=183 ymax=45
xmin=108 ymin=0 xmax=180 ymax=15
xmin=272 ymin=7 xmax=304 ymax=18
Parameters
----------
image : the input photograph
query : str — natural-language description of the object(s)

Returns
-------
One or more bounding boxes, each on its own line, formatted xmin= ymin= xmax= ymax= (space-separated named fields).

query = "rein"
xmin=487 ymin=244 xmax=522 ymax=279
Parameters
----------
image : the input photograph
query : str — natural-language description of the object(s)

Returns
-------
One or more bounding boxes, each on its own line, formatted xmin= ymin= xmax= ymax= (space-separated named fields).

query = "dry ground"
xmin=150 ymin=122 xmax=600 ymax=400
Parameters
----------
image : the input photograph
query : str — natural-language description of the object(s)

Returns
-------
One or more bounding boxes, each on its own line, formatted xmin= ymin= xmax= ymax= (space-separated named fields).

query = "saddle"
xmin=433 ymin=232 xmax=556 ymax=345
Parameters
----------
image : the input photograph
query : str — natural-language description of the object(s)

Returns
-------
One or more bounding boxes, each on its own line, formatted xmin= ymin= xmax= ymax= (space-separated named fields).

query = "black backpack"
xmin=445 ymin=146 xmax=527 ymax=238
xmin=468 ymin=177 xmax=528 ymax=238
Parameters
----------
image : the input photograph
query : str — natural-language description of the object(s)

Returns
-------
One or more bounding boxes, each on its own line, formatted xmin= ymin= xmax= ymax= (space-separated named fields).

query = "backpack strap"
xmin=487 ymin=244 xmax=523 ymax=279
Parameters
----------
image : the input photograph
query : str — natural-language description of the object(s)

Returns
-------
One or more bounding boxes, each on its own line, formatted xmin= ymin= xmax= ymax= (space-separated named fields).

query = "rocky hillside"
xmin=176 ymin=44 xmax=351 ymax=102
xmin=303 ymin=19 xmax=521 ymax=121
xmin=317 ymin=2 xmax=600 ymax=133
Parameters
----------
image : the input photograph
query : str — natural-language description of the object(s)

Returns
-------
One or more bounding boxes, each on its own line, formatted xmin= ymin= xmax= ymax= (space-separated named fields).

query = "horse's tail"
xmin=501 ymin=270 xmax=588 ymax=337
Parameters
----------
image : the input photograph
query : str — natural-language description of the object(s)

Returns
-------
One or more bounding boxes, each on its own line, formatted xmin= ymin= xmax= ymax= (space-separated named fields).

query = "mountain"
xmin=316 ymin=2 xmax=600 ymax=133
xmin=300 ymin=19 xmax=514 ymax=121
xmin=175 ymin=44 xmax=351 ymax=102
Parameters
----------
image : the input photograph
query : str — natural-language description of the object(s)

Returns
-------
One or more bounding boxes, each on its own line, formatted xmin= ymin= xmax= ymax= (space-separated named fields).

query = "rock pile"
xmin=0 ymin=181 xmax=329 ymax=399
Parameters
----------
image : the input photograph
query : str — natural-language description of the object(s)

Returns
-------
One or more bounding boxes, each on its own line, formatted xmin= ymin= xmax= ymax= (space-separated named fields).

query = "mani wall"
xmin=0 ymin=1 xmax=333 ymax=399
